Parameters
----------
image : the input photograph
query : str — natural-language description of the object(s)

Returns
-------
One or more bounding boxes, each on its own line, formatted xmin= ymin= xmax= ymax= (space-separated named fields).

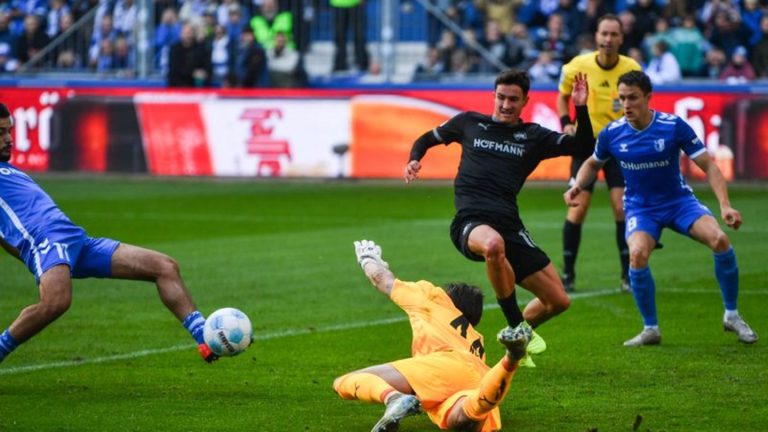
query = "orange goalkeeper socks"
xmin=333 ymin=372 xmax=395 ymax=404
xmin=462 ymin=358 xmax=518 ymax=421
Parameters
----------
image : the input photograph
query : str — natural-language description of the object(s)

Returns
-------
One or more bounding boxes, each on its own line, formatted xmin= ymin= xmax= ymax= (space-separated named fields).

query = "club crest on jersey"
xmin=654 ymin=139 xmax=665 ymax=152
xmin=478 ymin=122 xmax=490 ymax=131
xmin=619 ymin=143 xmax=629 ymax=152
xmin=513 ymin=131 xmax=527 ymax=141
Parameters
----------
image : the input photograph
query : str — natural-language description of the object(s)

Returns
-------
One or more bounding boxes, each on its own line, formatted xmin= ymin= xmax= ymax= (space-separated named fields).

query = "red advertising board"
xmin=0 ymin=87 xmax=762 ymax=179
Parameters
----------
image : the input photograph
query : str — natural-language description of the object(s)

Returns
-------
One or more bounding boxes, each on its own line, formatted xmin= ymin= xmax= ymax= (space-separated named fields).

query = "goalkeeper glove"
xmin=354 ymin=239 xmax=389 ymax=269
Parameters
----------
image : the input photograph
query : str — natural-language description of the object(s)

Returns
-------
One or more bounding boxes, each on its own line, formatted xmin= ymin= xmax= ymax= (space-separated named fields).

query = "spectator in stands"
xmin=155 ymin=7 xmax=181 ymax=71
xmin=113 ymin=0 xmax=137 ymax=39
xmin=663 ymin=0 xmax=703 ymax=26
xmin=0 ymin=10 xmax=18 ymax=72
xmin=45 ymin=0 xmax=70 ymax=39
xmin=533 ymin=13 xmax=573 ymax=67
xmin=643 ymin=17 xmax=671 ymax=61
xmin=528 ymin=48 xmax=561 ymax=82
xmin=645 ymin=39 xmax=681 ymax=84
xmin=436 ymin=28 xmax=460 ymax=74
xmin=553 ymin=0 xmax=586 ymax=43
xmin=217 ymin=0 xmax=241 ymax=27
xmin=477 ymin=20 xmax=512 ymax=73
xmin=583 ymin=0 xmax=614 ymax=34
xmin=413 ymin=46 xmax=445 ymax=80
xmin=330 ymin=0 xmax=369 ymax=72
xmin=94 ymin=37 xmax=114 ymax=72
xmin=751 ymin=16 xmax=768 ymax=77
xmin=179 ymin=0 xmax=211 ymax=28
xmin=702 ymin=46 xmax=727 ymax=79
xmin=168 ymin=22 xmax=212 ymax=87
xmin=71 ymin=0 xmax=99 ymax=22
xmin=740 ymin=0 xmax=763 ymax=49
xmin=507 ymin=22 xmax=534 ymax=69
xmin=235 ymin=25 xmax=267 ymax=87
xmin=667 ymin=15 xmax=708 ymax=77
xmin=8 ymin=0 xmax=48 ymax=31
xmin=224 ymin=3 xmax=248 ymax=42
xmin=16 ymin=14 xmax=49 ymax=65
xmin=89 ymin=13 xmax=115 ymax=68
xmin=707 ymin=9 xmax=748 ymax=58
xmin=251 ymin=0 xmax=293 ymax=50
xmin=474 ymin=0 xmax=523 ymax=35
xmin=55 ymin=48 xmax=79 ymax=69
xmin=627 ymin=46 xmax=646 ymax=69
xmin=267 ymin=30 xmax=299 ymax=87
xmin=629 ymin=0 xmax=661 ymax=40
xmin=618 ymin=10 xmax=644 ymax=54
xmin=210 ymin=23 xmax=236 ymax=85
xmin=112 ymin=34 xmax=134 ymax=74
xmin=719 ymin=45 xmax=756 ymax=83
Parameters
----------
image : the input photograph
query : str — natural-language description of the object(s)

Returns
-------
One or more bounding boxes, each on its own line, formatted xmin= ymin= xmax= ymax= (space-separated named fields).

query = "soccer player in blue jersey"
xmin=0 ymin=103 xmax=218 ymax=363
xmin=564 ymin=71 xmax=758 ymax=346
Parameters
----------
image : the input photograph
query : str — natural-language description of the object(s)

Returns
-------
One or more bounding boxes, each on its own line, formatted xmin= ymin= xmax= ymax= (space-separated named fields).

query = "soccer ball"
xmin=203 ymin=308 xmax=253 ymax=357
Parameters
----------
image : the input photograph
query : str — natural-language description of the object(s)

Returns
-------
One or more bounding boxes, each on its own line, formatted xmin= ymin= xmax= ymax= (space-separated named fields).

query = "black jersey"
xmin=410 ymin=106 xmax=593 ymax=221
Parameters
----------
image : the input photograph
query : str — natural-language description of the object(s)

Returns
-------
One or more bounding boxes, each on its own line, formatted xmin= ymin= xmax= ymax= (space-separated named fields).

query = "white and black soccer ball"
xmin=203 ymin=308 xmax=253 ymax=357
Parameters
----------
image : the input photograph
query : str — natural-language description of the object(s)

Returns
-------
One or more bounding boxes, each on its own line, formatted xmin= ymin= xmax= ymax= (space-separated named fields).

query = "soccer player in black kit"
xmin=404 ymin=70 xmax=593 ymax=364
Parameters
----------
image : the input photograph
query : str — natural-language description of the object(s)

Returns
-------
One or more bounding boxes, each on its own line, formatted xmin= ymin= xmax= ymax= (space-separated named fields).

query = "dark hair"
xmin=494 ymin=69 xmax=531 ymax=96
xmin=0 ymin=103 xmax=9 ymax=118
xmin=444 ymin=282 xmax=484 ymax=327
xmin=618 ymin=70 xmax=653 ymax=95
xmin=597 ymin=13 xmax=623 ymax=32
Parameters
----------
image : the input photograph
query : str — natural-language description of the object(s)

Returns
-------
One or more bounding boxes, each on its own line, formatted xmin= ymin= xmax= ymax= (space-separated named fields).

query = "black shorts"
xmin=569 ymin=156 xmax=624 ymax=193
xmin=449 ymin=212 xmax=550 ymax=282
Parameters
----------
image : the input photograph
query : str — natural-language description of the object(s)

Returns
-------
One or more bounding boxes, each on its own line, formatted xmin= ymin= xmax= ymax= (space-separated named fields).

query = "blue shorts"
xmin=21 ymin=225 xmax=120 ymax=283
xmin=625 ymin=196 xmax=713 ymax=242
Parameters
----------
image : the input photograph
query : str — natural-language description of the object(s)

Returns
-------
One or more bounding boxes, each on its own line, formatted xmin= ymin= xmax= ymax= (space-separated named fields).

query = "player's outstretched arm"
xmin=404 ymin=160 xmax=422 ymax=184
xmin=405 ymin=129 xmax=443 ymax=184
xmin=565 ymin=155 xmax=602 ymax=207
xmin=354 ymin=240 xmax=396 ymax=295
xmin=692 ymin=152 xmax=742 ymax=230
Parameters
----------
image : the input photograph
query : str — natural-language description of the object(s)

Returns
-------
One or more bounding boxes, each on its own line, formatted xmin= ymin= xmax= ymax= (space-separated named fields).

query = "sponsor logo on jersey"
xmin=654 ymin=139 xmax=665 ymax=152
xmin=619 ymin=143 xmax=629 ymax=152
xmin=600 ymin=80 xmax=610 ymax=88
xmin=619 ymin=159 xmax=671 ymax=170
xmin=473 ymin=138 xmax=525 ymax=156
xmin=478 ymin=122 xmax=490 ymax=131
xmin=513 ymin=131 xmax=527 ymax=141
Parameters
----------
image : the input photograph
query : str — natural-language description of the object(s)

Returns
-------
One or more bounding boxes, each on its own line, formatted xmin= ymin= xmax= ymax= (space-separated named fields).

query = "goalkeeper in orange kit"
xmin=333 ymin=240 xmax=532 ymax=432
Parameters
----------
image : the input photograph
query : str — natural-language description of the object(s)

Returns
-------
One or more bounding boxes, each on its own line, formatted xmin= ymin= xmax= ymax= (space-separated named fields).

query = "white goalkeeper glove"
xmin=354 ymin=239 xmax=389 ymax=269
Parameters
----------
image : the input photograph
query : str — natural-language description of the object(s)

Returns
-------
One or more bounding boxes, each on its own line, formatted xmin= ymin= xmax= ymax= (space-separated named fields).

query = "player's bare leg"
xmin=9 ymin=265 xmax=72 ymax=339
xmin=689 ymin=215 xmax=757 ymax=343
xmin=467 ymin=226 xmax=524 ymax=328
xmin=0 ymin=265 xmax=72 ymax=362
xmin=519 ymin=264 xmax=570 ymax=327
xmin=334 ymin=364 xmax=421 ymax=432
xmin=110 ymin=243 xmax=217 ymax=361
xmin=562 ymin=190 xmax=591 ymax=292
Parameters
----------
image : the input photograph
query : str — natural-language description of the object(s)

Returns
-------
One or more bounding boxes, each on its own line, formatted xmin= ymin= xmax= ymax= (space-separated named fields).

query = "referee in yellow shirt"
xmin=557 ymin=14 xmax=642 ymax=293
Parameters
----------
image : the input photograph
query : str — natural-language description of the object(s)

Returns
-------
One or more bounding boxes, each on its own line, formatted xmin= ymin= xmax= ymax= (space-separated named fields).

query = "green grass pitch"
xmin=0 ymin=177 xmax=765 ymax=431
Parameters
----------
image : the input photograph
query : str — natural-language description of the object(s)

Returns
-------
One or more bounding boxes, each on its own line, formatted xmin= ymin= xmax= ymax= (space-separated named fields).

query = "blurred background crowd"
xmin=1 ymin=0 xmax=767 ymax=87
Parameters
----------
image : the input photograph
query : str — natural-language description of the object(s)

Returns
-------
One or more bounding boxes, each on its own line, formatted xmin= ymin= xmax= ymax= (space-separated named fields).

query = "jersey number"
xmin=450 ymin=315 xmax=486 ymax=359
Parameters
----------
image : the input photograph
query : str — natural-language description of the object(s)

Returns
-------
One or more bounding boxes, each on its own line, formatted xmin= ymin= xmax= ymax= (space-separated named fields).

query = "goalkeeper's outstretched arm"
xmin=354 ymin=240 xmax=396 ymax=296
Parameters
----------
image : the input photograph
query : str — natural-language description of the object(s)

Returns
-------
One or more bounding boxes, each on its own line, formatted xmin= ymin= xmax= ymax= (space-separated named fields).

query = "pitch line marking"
xmin=1 ymin=288 xmax=763 ymax=376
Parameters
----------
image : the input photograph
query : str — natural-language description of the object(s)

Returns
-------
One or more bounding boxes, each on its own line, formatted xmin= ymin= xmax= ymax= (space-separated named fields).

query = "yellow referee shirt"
xmin=559 ymin=52 xmax=642 ymax=137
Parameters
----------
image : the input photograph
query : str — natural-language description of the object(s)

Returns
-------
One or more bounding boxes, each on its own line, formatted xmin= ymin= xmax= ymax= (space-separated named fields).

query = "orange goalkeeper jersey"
xmin=391 ymin=279 xmax=487 ymax=367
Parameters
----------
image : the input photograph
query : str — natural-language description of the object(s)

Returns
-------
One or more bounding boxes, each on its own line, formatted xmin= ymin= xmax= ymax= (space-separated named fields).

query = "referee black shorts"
xmin=449 ymin=212 xmax=551 ymax=282
xmin=569 ymin=156 xmax=624 ymax=193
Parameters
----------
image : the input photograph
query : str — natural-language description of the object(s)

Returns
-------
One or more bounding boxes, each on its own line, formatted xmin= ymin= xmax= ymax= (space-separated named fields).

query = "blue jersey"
xmin=594 ymin=111 xmax=707 ymax=209
xmin=0 ymin=162 xmax=83 ymax=251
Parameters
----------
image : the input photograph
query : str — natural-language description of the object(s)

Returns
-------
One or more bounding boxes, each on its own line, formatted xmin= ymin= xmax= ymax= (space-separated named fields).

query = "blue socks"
xmin=714 ymin=248 xmax=739 ymax=311
xmin=182 ymin=311 xmax=206 ymax=344
xmin=0 ymin=329 xmax=19 ymax=362
xmin=629 ymin=267 xmax=658 ymax=326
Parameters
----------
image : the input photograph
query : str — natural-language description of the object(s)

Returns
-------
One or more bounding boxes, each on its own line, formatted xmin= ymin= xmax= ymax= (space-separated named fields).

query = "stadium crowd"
xmin=1 ymin=0 xmax=768 ymax=86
